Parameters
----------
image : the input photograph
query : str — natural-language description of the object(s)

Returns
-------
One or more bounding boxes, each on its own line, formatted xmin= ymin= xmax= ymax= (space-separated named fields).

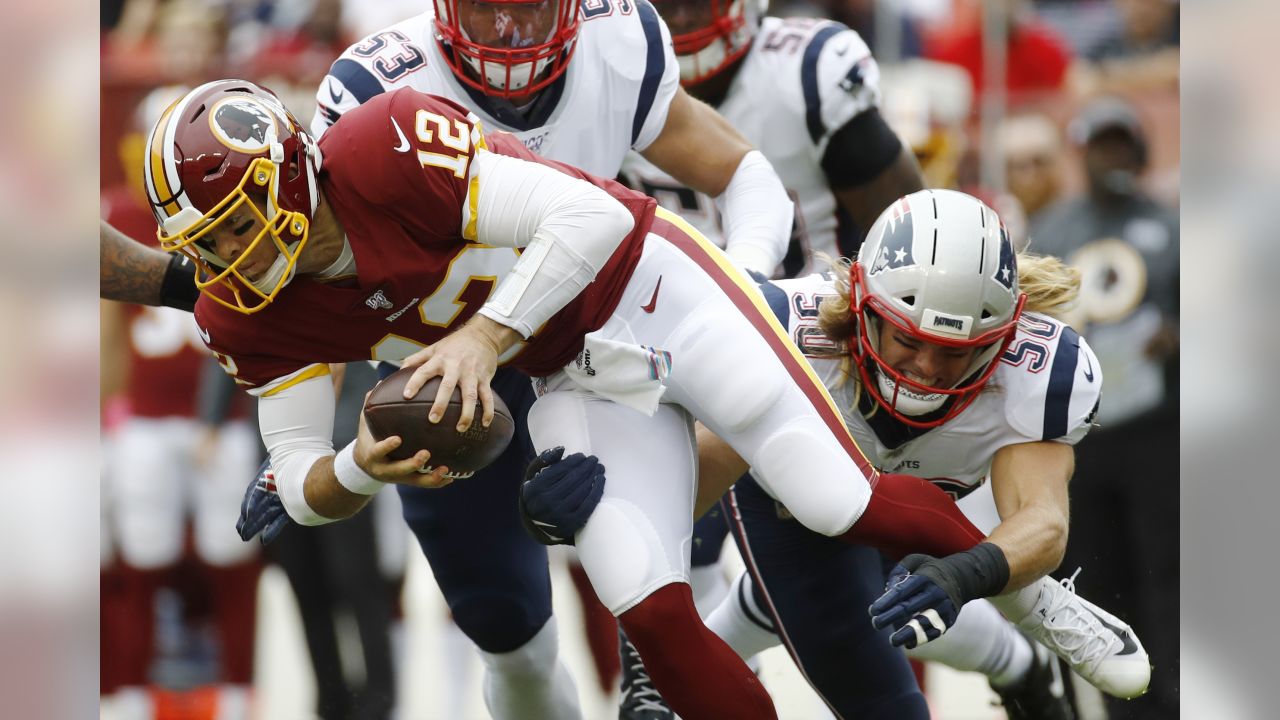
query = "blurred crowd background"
xmin=96 ymin=1 xmax=1182 ymax=719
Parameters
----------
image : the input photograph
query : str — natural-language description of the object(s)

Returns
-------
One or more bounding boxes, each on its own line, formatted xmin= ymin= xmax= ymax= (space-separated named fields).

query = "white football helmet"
xmin=849 ymin=189 xmax=1025 ymax=427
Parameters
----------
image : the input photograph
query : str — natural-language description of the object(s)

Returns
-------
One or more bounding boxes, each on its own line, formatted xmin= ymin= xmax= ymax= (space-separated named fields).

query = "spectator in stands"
xmin=999 ymin=113 xmax=1067 ymax=223
xmin=1029 ymin=96 xmax=1179 ymax=719
xmin=1070 ymin=0 xmax=1179 ymax=96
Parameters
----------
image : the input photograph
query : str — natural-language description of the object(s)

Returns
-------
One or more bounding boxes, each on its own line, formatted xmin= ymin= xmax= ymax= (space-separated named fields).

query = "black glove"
xmin=237 ymin=459 xmax=291 ymax=545
xmin=868 ymin=554 xmax=963 ymax=648
xmin=518 ymin=446 xmax=606 ymax=546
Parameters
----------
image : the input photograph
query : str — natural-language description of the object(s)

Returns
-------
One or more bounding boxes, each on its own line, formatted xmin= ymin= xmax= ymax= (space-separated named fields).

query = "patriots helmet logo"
xmin=995 ymin=222 xmax=1017 ymax=290
xmin=869 ymin=201 xmax=915 ymax=275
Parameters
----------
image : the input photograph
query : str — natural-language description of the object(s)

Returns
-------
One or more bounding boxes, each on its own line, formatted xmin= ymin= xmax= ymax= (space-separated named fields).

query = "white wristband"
xmin=333 ymin=441 xmax=384 ymax=496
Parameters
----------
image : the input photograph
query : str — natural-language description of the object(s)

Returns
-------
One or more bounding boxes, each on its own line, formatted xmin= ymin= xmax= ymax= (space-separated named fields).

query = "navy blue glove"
xmin=519 ymin=446 xmax=606 ymax=546
xmin=237 ymin=460 xmax=291 ymax=545
xmin=869 ymin=554 xmax=962 ymax=649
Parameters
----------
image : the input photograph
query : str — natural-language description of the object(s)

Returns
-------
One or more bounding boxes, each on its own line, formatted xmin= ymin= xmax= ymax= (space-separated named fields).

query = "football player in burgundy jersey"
xmin=144 ymin=79 xmax=1020 ymax=719
xmin=307 ymin=1 xmax=798 ymax=714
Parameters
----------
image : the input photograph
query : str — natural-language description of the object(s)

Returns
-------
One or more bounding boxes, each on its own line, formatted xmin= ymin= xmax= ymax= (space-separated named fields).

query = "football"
xmin=362 ymin=366 xmax=515 ymax=476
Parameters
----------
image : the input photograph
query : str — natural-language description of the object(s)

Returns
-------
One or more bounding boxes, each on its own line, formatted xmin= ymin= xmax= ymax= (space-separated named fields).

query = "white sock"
xmin=477 ymin=617 xmax=583 ymax=720
xmin=706 ymin=572 xmax=781 ymax=659
xmin=905 ymin=599 xmax=1033 ymax=689
xmin=690 ymin=564 xmax=731 ymax=619
xmin=442 ymin=618 xmax=478 ymax=719
xmin=987 ymin=579 xmax=1046 ymax=624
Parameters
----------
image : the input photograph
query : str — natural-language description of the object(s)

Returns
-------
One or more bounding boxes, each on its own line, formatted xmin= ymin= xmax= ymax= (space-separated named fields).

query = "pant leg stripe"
xmin=650 ymin=207 xmax=876 ymax=481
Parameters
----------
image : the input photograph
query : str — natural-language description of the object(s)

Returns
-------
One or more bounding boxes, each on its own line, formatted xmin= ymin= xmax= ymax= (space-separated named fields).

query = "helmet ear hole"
xmin=901 ymin=295 xmax=915 ymax=307
xmin=981 ymin=308 xmax=992 ymax=320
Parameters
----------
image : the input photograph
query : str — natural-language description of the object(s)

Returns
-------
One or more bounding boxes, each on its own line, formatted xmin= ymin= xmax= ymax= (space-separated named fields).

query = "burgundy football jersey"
xmin=195 ymin=89 xmax=655 ymax=390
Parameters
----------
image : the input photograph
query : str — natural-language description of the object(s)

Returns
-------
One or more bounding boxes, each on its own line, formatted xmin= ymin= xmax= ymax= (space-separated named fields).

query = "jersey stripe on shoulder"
xmin=632 ymin=0 xmax=667 ymax=146
xmin=802 ymin=22 xmax=846 ymax=144
xmin=1042 ymin=325 xmax=1081 ymax=440
xmin=758 ymin=280 xmax=792 ymax=328
xmin=331 ymin=58 xmax=387 ymax=106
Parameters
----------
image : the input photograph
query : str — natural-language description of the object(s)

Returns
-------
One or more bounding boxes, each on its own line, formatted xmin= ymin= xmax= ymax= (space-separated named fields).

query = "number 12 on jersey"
xmin=415 ymin=110 xmax=474 ymax=178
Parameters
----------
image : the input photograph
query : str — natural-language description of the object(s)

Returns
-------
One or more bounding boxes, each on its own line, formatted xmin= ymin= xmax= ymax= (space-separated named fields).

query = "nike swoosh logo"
xmin=1083 ymin=353 xmax=1095 ymax=382
xmin=1087 ymin=609 xmax=1139 ymax=655
xmin=196 ymin=324 xmax=211 ymax=344
xmin=391 ymin=117 xmax=411 ymax=153
xmin=834 ymin=45 xmax=849 ymax=56
xmin=327 ymin=79 xmax=344 ymax=105
xmin=641 ymin=276 xmax=663 ymax=313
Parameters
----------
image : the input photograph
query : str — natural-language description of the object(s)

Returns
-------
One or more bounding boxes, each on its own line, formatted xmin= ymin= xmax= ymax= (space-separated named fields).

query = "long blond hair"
xmin=813 ymin=252 xmax=1081 ymax=398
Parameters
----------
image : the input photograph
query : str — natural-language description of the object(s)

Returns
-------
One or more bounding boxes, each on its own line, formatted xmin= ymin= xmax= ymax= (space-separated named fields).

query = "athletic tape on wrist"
xmin=333 ymin=442 xmax=384 ymax=496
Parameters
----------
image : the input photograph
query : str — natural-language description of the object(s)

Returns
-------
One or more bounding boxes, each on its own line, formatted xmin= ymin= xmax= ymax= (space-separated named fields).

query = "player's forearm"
xmin=301 ymin=455 xmax=376 ymax=521
xmin=100 ymin=219 xmax=167 ymax=305
xmin=473 ymin=151 xmax=635 ymax=337
xmin=714 ymin=150 xmax=793 ymax=276
xmin=986 ymin=505 xmax=1068 ymax=592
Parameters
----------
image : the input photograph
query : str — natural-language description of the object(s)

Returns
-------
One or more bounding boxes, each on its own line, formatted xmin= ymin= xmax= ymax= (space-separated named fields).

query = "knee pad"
xmin=751 ymin=419 xmax=869 ymax=537
xmin=577 ymin=497 xmax=688 ymax=615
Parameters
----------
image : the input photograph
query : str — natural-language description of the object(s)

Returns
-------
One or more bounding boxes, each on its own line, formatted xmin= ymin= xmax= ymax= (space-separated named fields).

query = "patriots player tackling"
xmin=701 ymin=190 xmax=1151 ymax=715
xmin=527 ymin=190 xmax=1153 ymax=717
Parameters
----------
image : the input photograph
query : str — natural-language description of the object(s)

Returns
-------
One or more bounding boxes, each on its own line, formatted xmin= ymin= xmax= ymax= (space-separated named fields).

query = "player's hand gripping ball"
xmin=363 ymin=366 xmax=515 ymax=477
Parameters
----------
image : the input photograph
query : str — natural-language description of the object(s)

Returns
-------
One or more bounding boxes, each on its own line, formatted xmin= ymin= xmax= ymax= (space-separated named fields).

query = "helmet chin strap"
xmin=248 ymin=250 xmax=297 ymax=295
xmin=875 ymin=368 xmax=947 ymax=417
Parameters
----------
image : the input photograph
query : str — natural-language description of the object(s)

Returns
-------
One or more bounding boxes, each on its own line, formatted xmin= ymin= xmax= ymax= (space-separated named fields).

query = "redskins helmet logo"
xmin=209 ymin=97 xmax=277 ymax=153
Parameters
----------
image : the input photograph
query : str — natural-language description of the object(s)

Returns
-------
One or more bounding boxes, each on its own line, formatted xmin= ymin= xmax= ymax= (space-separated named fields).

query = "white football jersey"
xmin=310 ymin=0 xmax=680 ymax=178
xmin=761 ymin=274 xmax=1102 ymax=499
xmin=620 ymin=16 xmax=882 ymax=277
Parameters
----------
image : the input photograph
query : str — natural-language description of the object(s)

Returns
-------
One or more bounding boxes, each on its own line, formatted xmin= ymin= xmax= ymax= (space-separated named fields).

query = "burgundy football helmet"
xmin=143 ymin=79 xmax=321 ymax=314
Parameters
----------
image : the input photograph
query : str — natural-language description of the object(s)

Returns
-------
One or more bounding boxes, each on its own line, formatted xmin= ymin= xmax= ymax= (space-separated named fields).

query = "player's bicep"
xmin=640 ymin=88 xmax=753 ymax=198
xmin=989 ymin=440 xmax=1073 ymax=521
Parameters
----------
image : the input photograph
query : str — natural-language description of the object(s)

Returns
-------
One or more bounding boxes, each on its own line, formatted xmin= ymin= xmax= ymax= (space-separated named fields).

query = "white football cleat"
xmin=1016 ymin=569 xmax=1151 ymax=699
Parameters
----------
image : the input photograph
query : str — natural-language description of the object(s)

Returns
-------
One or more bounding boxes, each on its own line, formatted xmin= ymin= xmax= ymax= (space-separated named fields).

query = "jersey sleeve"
xmin=1006 ymin=322 xmax=1103 ymax=446
xmin=803 ymin=24 xmax=883 ymax=153
xmin=309 ymin=23 xmax=429 ymax=138
xmin=321 ymin=89 xmax=485 ymax=243
xmin=191 ymin=301 xmax=324 ymax=392
xmin=628 ymin=0 xmax=681 ymax=152
xmin=761 ymin=274 xmax=842 ymax=358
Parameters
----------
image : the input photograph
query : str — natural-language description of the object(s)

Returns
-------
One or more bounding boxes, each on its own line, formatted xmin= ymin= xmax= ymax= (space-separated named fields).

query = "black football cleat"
xmin=993 ymin=641 xmax=1075 ymax=720
xmin=618 ymin=628 xmax=675 ymax=720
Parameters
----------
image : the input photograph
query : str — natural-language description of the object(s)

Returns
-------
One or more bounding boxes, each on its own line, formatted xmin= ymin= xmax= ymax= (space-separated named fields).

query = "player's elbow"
xmin=597 ymin=196 xmax=636 ymax=249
